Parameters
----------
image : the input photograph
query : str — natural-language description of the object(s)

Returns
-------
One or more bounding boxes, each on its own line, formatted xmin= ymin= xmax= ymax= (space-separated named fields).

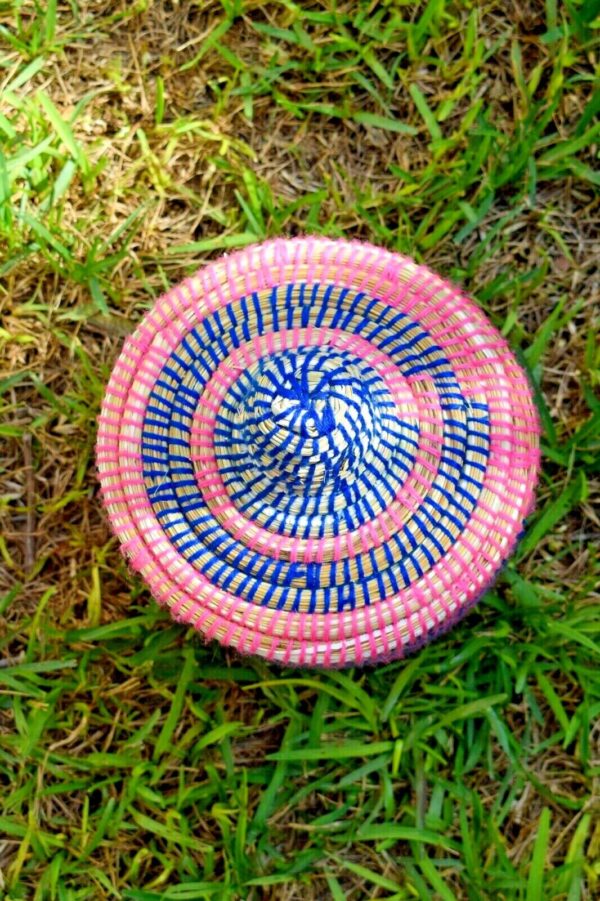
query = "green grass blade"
xmin=526 ymin=808 xmax=551 ymax=901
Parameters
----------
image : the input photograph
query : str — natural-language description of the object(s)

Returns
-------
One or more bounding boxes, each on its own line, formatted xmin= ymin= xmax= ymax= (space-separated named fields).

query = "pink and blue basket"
xmin=96 ymin=237 xmax=540 ymax=667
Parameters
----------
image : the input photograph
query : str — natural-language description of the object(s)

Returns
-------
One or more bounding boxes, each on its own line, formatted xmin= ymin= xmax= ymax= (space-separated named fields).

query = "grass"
xmin=0 ymin=0 xmax=599 ymax=898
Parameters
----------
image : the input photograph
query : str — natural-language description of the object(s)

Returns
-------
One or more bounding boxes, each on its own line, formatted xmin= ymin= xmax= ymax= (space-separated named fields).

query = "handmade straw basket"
xmin=96 ymin=237 xmax=540 ymax=668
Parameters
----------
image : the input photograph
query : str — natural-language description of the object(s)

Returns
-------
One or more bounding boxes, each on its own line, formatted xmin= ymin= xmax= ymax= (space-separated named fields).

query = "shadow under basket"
xmin=96 ymin=236 xmax=541 ymax=668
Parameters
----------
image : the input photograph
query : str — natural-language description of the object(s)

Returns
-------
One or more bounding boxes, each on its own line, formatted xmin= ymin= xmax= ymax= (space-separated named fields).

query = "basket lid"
xmin=96 ymin=237 xmax=540 ymax=667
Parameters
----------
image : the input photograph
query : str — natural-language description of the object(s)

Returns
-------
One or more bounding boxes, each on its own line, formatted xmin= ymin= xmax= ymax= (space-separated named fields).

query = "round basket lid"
xmin=96 ymin=237 xmax=540 ymax=667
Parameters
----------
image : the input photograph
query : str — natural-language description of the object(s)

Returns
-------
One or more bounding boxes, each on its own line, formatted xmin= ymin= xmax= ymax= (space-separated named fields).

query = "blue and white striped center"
xmin=241 ymin=349 xmax=373 ymax=494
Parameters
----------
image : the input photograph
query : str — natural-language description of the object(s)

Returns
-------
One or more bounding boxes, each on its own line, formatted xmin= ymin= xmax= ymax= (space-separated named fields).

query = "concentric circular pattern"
xmin=96 ymin=237 xmax=540 ymax=667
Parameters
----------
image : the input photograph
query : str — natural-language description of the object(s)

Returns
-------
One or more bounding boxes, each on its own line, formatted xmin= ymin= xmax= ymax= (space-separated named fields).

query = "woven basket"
xmin=96 ymin=237 xmax=540 ymax=667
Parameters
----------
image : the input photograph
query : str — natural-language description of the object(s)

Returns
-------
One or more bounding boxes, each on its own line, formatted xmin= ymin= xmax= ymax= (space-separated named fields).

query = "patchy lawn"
xmin=0 ymin=1 xmax=599 ymax=898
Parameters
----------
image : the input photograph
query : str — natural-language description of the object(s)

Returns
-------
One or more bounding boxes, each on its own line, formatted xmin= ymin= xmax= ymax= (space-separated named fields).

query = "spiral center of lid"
xmin=242 ymin=348 xmax=376 ymax=494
